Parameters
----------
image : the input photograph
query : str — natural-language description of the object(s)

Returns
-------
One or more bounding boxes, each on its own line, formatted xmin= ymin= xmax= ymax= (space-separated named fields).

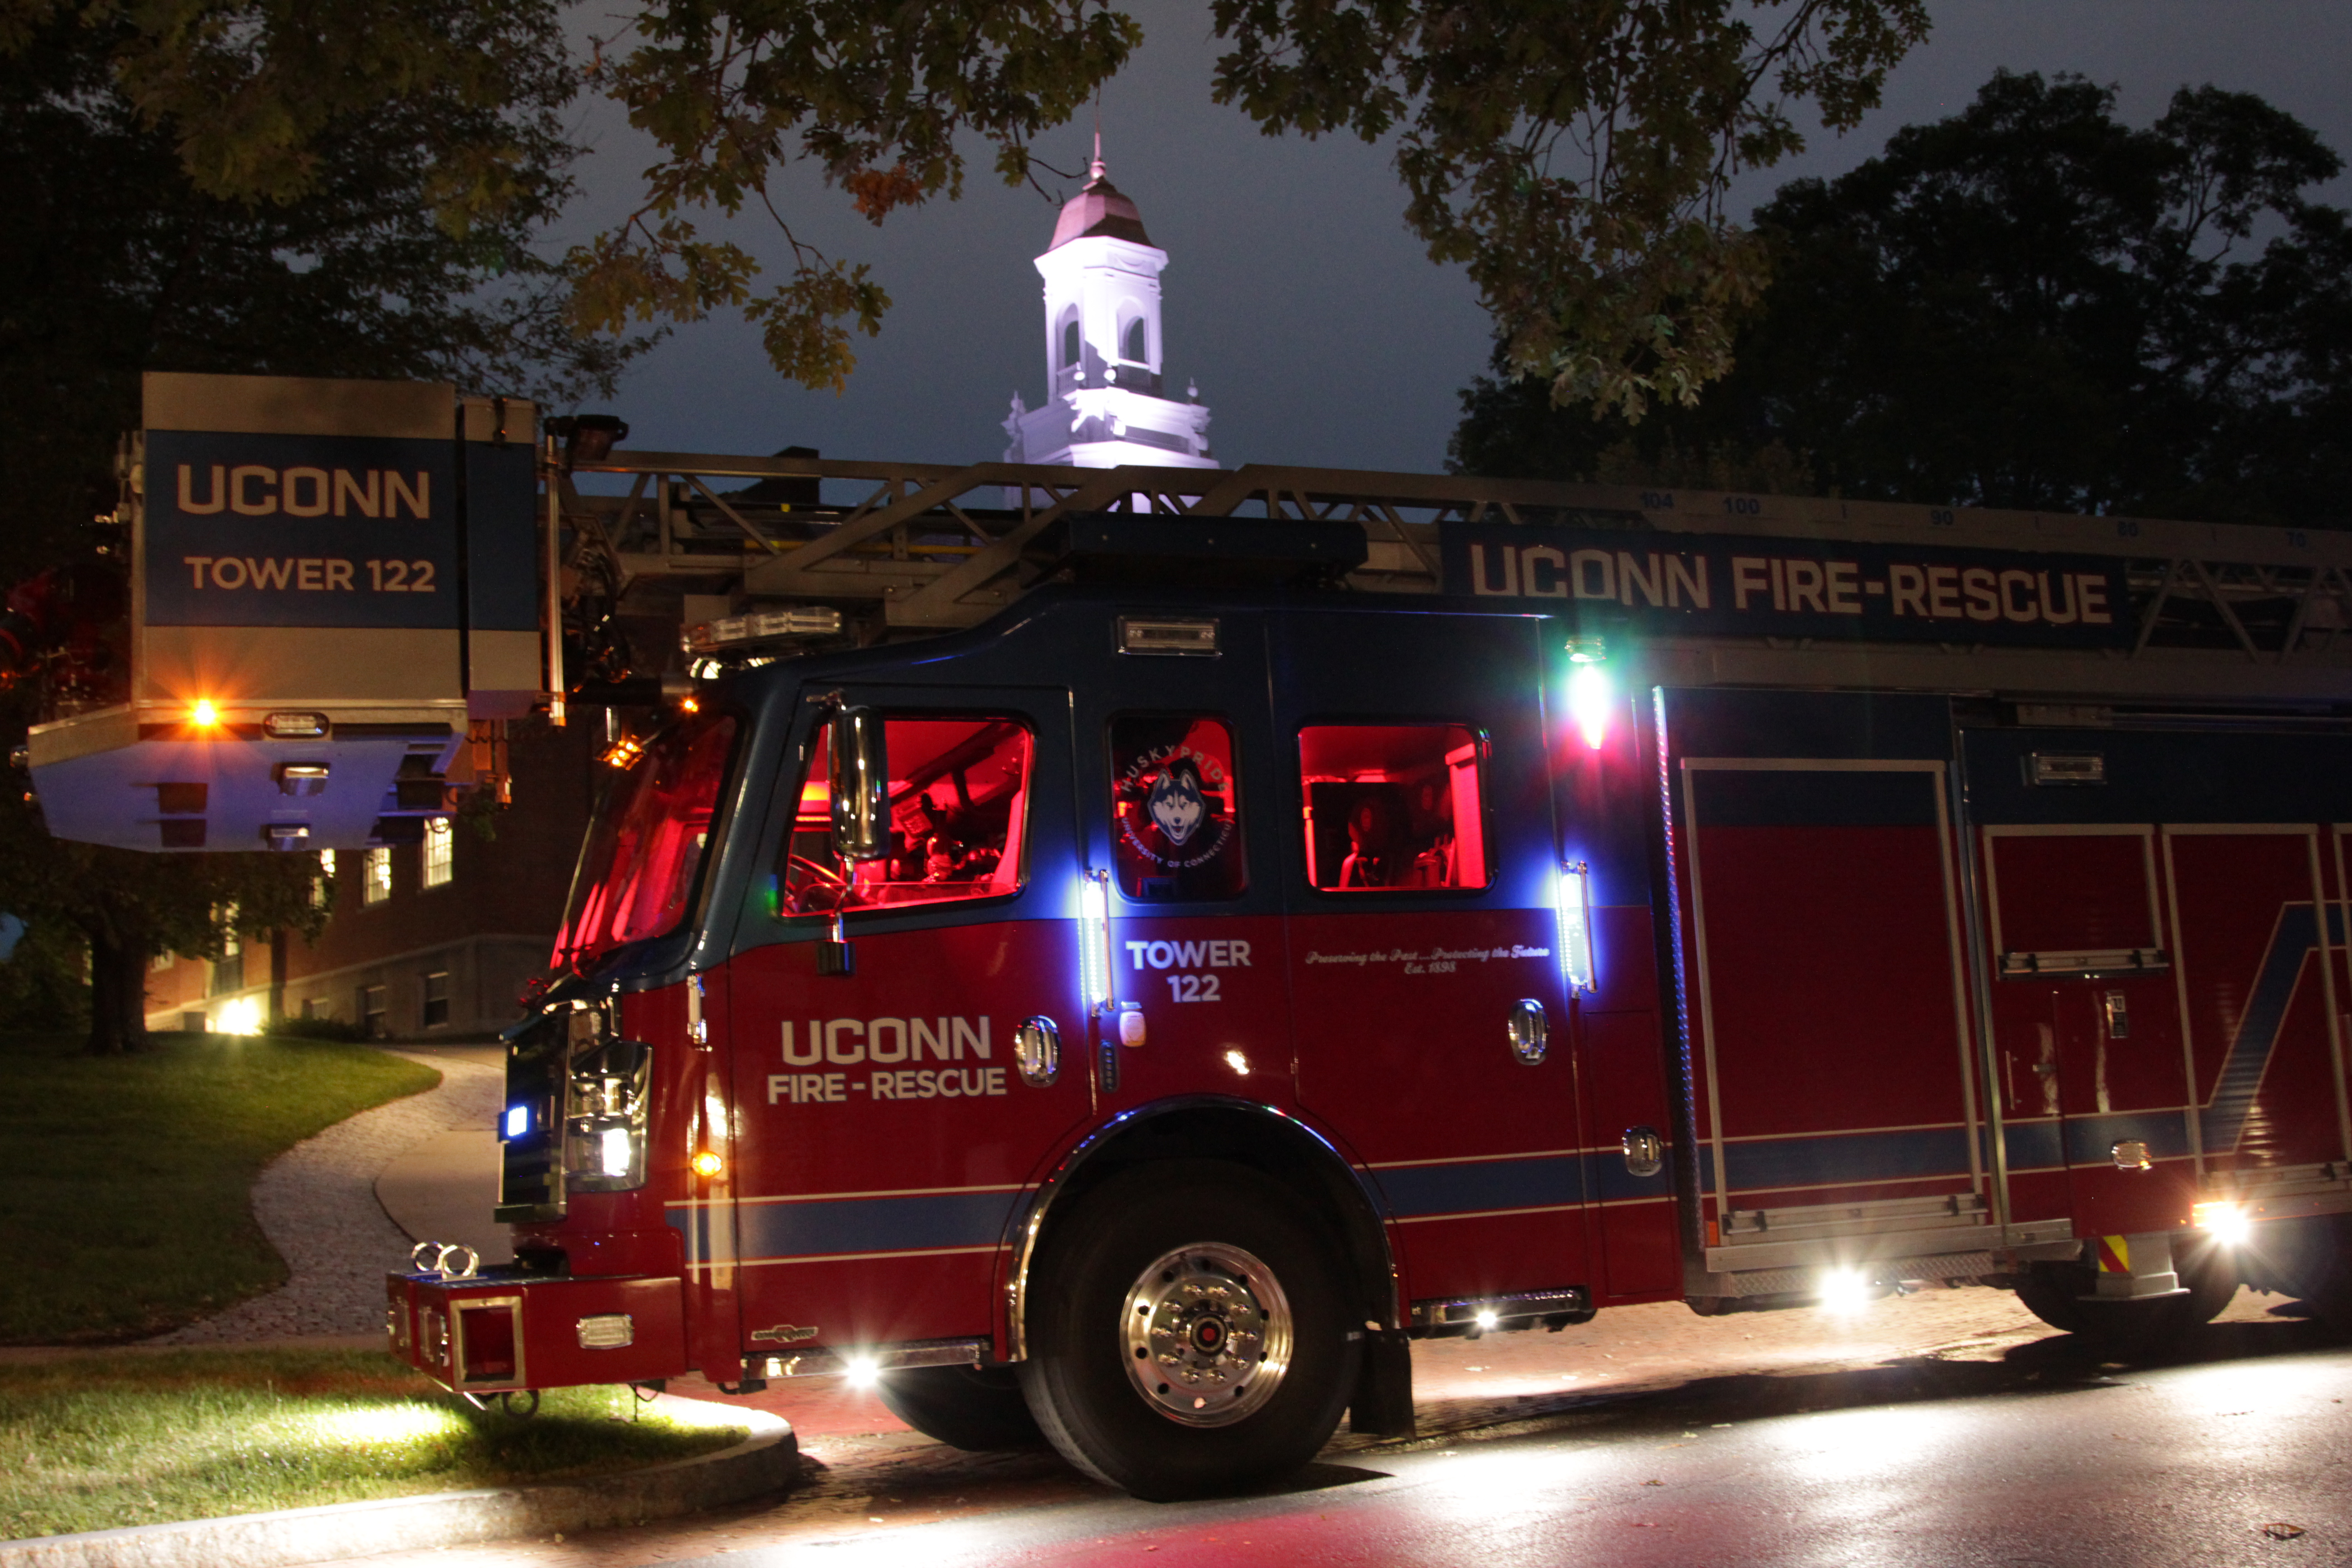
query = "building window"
xmin=422 ymin=970 xmax=450 ymax=1029
xmin=315 ymin=849 xmax=336 ymax=910
xmin=365 ymin=847 xmax=392 ymax=905
xmin=361 ymin=985 xmax=388 ymax=1038
xmin=1060 ymin=314 xmax=1080 ymax=368
xmin=1121 ymin=315 xmax=1147 ymax=364
xmin=422 ymin=819 xmax=453 ymax=888
xmin=300 ymin=997 xmax=319 ymax=1020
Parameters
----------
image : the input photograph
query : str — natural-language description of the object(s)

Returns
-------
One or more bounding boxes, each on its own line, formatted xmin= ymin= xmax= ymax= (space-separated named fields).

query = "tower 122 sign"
xmin=1437 ymin=522 xmax=2134 ymax=650
xmin=143 ymin=431 xmax=459 ymax=631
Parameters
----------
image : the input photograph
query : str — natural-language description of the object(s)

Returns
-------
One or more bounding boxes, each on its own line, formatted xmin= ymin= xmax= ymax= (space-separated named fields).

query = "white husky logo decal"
xmin=1147 ymin=760 xmax=1207 ymax=846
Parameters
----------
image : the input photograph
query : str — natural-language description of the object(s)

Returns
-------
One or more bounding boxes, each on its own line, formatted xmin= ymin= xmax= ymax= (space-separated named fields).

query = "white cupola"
xmin=1001 ymin=144 xmax=1215 ymax=476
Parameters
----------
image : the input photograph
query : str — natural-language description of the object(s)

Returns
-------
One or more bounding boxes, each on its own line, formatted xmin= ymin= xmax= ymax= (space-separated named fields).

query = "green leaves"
xmin=573 ymin=0 xmax=1137 ymax=385
xmin=746 ymin=261 xmax=891 ymax=396
xmin=1451 ymin=70 xmax=2352 ymax=526
xmin=8 ymin=0 xmax=1926 ymax=402
xmin=1213 ymin=0 xmax=1928 ymax=419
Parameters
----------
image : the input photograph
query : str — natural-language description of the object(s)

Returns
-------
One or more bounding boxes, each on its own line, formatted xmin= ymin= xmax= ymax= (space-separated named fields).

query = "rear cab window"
xmin=1298 ymin=723 xmax=1490 ymax=891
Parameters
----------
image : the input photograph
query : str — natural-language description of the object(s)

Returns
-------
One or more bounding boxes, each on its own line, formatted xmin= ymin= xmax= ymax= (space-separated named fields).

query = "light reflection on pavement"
xmin=302 ymin=1285 xmax=2342 ymax=1566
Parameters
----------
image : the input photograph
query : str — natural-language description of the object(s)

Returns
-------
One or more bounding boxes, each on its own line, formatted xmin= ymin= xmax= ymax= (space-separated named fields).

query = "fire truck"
xmin=44 ymin=396 xmax=2339 ymax=1499
xmin=370 ymin=442 xmax=2352 ymax=1496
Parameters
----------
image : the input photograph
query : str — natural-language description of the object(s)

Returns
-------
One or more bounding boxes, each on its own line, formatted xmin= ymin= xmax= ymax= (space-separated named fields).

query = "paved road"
xmin=311 ymin=1290 xmax=2348 ymax=1567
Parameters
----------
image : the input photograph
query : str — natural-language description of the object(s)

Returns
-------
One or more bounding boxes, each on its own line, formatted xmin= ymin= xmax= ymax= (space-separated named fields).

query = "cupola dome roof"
xmin=1048 ymin=157 xmax=1152 ymax=250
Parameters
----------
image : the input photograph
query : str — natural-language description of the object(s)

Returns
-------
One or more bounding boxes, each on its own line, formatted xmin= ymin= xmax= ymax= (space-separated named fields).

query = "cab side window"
xmin=1110 ymin=715 xmax=1245 ymax=901
xmin=1298 ymin=724 xmax=1490 ymax=891
xmin=778 ymin=715 xmax=1033 ymax=916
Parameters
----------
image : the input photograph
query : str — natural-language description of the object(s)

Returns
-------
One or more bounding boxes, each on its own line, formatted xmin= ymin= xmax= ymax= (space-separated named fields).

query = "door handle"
xmin=1507 ymin=998 xmax=1548 ymax=1065
xmin=1622 ymin=1126 xmax=1664 ymax=1178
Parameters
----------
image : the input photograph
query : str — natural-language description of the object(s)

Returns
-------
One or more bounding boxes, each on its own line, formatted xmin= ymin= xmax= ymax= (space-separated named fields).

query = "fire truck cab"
xmin=385 ymin=464 xmax=2352 ymax=1500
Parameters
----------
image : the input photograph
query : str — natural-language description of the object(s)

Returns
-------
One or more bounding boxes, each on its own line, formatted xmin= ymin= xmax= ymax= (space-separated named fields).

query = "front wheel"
xmin=1017 ymin=1161 xmax=1359 ymax=1500
xmin=873 ymin=1364 xmax=1042 ymax=1451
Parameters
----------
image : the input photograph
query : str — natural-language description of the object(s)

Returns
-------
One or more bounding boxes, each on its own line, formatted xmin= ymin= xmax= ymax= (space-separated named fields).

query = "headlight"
xmin=564 ymin=1032 xmax=652 ymax=1192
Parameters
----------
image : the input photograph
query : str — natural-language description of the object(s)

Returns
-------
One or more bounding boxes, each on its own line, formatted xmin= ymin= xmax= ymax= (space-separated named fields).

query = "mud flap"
xmin=1348 ymin=1329 xmax=1415 ymax=1437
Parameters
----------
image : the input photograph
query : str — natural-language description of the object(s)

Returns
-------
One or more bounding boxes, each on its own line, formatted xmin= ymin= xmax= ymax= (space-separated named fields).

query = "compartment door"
xmin=1683 ymin=760 xmax=1989 ymax=1270
xmin=1981 ymin=825 xmax=2185 ymax=1238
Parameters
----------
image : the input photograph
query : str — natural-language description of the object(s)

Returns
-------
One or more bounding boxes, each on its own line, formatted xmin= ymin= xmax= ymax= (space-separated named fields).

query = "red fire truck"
xmin=384 ymin=451 xmax=2352 ymax=1499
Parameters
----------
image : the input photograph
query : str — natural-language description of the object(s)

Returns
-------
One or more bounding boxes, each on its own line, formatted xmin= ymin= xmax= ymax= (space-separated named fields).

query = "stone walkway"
xmin=149 ymin=1045 xmax=505 ymax=1345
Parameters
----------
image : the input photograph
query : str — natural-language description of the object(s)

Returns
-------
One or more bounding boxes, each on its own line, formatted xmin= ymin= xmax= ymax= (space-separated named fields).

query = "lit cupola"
xmin=1001 ymin=142 xmax=1215 ymax=475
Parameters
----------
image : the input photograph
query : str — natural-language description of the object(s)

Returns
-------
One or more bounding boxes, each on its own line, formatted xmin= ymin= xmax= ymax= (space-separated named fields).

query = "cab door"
xmin=719 ymin=685 xmax=1091 ymax=1354
xmin=1277 ymin=611 xmax=1591 ymax=1317
xmin=1071 ymin=611 xmax=1293 ymax=1126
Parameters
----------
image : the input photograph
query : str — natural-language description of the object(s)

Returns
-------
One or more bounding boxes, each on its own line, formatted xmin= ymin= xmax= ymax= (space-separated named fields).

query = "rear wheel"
xmin=2013 ymin=1235 xmax=2235 ymax=1357
xmin=2271 ymin=1214 xmax=2352 ymax=1333
xmin=873 ymin=1364 xmax=1042 ymax=1451
xmin=1017 ymin=1161 xmax=1358 ymax=1500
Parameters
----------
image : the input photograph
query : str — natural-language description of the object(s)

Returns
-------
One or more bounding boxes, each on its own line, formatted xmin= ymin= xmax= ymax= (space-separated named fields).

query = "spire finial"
xmin=1090 ymin=127 xmax=1104 ymax=182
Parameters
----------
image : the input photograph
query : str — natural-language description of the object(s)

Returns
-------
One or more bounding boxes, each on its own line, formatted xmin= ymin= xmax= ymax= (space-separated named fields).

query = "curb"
xmin=0 ymin=1408 xmax=797 ymax=1568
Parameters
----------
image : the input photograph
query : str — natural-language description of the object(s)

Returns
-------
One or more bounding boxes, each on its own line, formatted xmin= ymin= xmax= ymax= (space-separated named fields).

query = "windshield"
xmin=554 ymin=713 xmax=739 ymax=970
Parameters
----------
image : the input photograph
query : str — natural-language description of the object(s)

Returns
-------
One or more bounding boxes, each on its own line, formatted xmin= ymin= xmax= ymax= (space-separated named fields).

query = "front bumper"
xmin=385 ymin=1270 xmax=689 ymax=1394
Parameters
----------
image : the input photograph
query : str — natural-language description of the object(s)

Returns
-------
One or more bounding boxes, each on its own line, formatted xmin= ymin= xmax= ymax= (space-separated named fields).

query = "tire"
xmin=2014 ymin=1236 xmax=2236 ymax=1358
xmin=873 ymin=1364 xmax=1044 ymax=1451
xmin=1016 ymin=1161 xmax=1360 ymax=1500
xmin=2272 ymin=1214 xmax=2352 ymax=1333
xmin=2012 ymin=1260 xmax=2094 ymax=1336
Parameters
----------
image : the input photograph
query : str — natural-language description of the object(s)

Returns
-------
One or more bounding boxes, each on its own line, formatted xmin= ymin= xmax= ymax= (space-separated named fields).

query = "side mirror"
xmin=828 ymin=706 xmax=891 ymax=862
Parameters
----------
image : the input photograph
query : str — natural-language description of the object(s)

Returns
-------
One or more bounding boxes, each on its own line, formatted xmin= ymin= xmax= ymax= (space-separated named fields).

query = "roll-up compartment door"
xmin=1681 ymin=759 xmax=1989 ymax=1272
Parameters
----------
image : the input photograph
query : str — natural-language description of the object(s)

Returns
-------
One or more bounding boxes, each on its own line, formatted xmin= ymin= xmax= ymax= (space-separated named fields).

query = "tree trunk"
xmin=83 ymin=919 xmax=151 ymax=1055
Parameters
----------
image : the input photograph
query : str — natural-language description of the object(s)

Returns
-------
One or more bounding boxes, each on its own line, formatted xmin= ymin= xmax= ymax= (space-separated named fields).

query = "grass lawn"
xmin=0 ymin=1030 xmax=441 ymax=1344
xmin=0 ymin=1348 xmax=752 ymax=1540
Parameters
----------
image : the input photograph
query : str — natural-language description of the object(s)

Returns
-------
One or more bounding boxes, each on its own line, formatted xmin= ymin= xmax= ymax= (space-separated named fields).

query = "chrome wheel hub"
xmin=1121 ymin=1241 xmax=1292 ymax=1427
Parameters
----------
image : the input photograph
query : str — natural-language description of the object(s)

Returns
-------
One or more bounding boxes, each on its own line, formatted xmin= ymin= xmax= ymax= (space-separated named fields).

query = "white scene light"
xmin=504 ymin=1104 xmax=529 ymax=1139
xmin=2195 ymin=1201 xmax=2252 ymax=1247
xmin=845 ymin=1355 xmax=881 ymax=1389
xmin=599 ymin=1126 xmax=633 ymax=1177
xmin=1818 ymin=1267 xmax=1873 ymax=1315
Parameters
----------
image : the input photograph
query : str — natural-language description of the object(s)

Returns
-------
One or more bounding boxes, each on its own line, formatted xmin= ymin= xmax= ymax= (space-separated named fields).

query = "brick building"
xmin=144 ymin=723 xmax=596 ymax=1039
